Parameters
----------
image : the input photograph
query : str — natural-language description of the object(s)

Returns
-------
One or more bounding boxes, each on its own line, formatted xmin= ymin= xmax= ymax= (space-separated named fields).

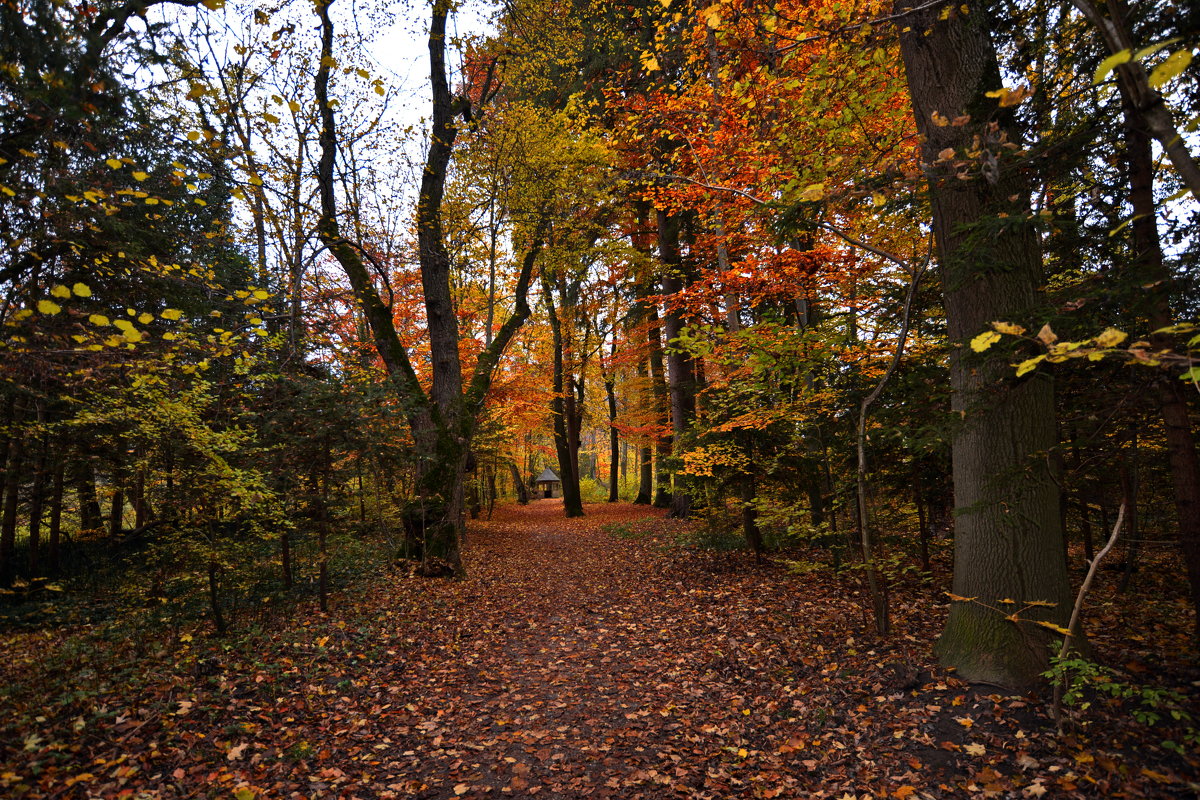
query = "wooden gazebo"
xmin=533 ymin=467 xmax=561 ymax=499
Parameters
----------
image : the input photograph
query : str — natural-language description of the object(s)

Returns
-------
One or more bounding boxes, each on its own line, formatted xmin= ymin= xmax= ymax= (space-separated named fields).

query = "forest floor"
xmin=2 ymin=501 xmax=1199 ymax=799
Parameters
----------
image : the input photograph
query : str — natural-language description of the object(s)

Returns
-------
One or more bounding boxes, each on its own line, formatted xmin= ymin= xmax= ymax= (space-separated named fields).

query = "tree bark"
xmin=897 ymin=1 xmax=1071 ymax=688
xmin=605 ymin=363 xmax=620 ymax=503
xmin=0 ymin=396 xmax=26 ymax=586
xmin=657 ymin=210 xmax=696 ymax=518
xmin=1117 ymin=73 xmax=1200 ymax=637
xmin=48 ymin=461 xmax=64 ymax=574
xmin=543 ymin=279 xmax=585 ymax=517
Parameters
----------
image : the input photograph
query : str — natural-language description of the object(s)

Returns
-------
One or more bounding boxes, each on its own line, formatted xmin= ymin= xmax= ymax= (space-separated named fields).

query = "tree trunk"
xmin=508 ymin=461 xmax=529 ymax=505
xmin=0 ymin=397 xmax=28 ymax=586
xmin=657 ymin=210 xmax=695 ymax=518
xmin=48 ymin=461 xmax=64 ymax=574
xmin=898 ymin=2 xmax=1071 ymax=688
xmin=109 ymin=451 xmax=124 ymax=539
xmin=1118 ymin=73 xmax=1200 ymax=637
xmin=740 ymin=473 xmax=763 ymax=560
xmin=633 ymin=357 xmax=654 ymax=505
xmin=544 ymin=281 xmax=585 ymax=517
xmin=208 ymin=557 xmax=227 ymax=635
xmin=605 ymin=371 xmax=620 ymax=502
xmin=26 ymin=433 xmax=46 ymax=577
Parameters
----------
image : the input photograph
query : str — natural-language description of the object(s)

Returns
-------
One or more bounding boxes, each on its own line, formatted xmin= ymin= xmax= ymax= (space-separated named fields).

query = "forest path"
xmin=373 ymin=500 xmax=811 ymax=799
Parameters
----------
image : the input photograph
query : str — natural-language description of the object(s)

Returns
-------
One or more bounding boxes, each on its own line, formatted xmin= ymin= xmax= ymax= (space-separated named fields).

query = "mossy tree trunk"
xmin=897 ymin=2 xmax=1071 ymax=688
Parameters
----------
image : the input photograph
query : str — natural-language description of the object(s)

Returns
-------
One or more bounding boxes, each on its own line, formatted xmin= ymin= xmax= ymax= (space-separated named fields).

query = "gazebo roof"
xmin=534 ymin=467 xmax=560 ymax=484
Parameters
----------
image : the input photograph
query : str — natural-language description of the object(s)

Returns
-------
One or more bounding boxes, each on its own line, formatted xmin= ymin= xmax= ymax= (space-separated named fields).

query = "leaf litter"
xmin=1 ymin=501 xmax=1197 ymax=798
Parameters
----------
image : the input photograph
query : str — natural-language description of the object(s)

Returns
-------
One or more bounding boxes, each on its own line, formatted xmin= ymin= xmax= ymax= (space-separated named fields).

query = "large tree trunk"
xmin=897 ymin=2 xmax=1071 ymax=688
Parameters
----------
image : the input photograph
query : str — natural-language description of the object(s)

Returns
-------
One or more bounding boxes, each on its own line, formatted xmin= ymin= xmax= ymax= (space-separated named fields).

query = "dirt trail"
xmin=373 ymin=500 xmax=804 ymax=799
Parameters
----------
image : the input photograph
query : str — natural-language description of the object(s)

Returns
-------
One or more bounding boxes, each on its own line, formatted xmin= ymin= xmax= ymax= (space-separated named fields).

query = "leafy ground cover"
xmin=1 ymin=501 xmax=1197 ymax=798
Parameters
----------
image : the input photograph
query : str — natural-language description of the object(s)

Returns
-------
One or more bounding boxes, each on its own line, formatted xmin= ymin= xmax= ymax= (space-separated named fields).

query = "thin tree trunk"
xmin=544 ymin=280 xmax=584 ymax=517
xmin=657 ymin=210 xmax=695 ymax=518
xmin=0 ymin=397 xmax=27 ymax=587
xmin=208 ymin=557 xmax=226 ymax=635
xmin=26 ymin=433 xmax=46 ymax=576
xmin=740 ymin=473 xmax=763 ymax=560
xmin=1118 ymin=70 xmax=1200 ymax=636
xmin=913 ymin=459 xmax=931 ymax=574
xmin=48 ymin=461 xmax=64 ymax=574
xmin=605 ymin=369 xmax=620 ymax=503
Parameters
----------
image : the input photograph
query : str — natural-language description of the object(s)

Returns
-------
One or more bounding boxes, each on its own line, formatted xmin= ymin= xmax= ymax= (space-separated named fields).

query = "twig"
xmin=1051 ymin=501 xmax=1126 ymax=731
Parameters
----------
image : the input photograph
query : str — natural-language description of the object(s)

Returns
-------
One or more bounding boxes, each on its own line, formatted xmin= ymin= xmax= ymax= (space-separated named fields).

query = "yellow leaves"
xmin=73 ymin=283 xmax=91 ymax=297
xmin=1093 ymin=49 xmax=1132 ymax=84
xmin=1034 ymin=620 xmax=1072 ymax=636
xmin=201 ymin=0 xmax=225 ymax=9
xmin=1095 ymin=327 xmax=1127 ymax=348
xmin=798 ymin=183 xmax=825 ymax=202
xmin=1015 ymin=355 xmax=1045 ymax=377
xmin=700 ymin=5 xmax=721 ymax=29
xmin=37 ymin=300 xmax=61 ymax=315
xmin=132 ymin=171 xmax=148 ymax=181
xmin=1149 ymin=49 xmax=1194 ymax=90
xmin=252 ymin=289 xmax=270 ymax=301
xmin=0 ymin=185 xmax=14 ymax=197
xmin=187 ymin=131 xmax=201 ymax=141
xmin=964 ymin=743 xmax=986 ymax=756
xmin=991 ymin=321 xmax=1025 ymax=336
xmin=113 ymin=319 xmax=136 ymax=333
xmin=50 ymin=285 xmax=72 ymax=299
xmin=89 ymin=314 xmax=110 ymax=326
xmin=356 ymin=68 xmax=370 ymax=79
xmin=105 ymin=158 xmax=123 ymax=169
xmin=248 ymin=175 xmax=263 ymax=187
xmin=315 ymin=635 xmax=330 ymax=647
xmin=640 ymin=52 xmax=660 ymax=72
xmin=263 ymin=112 xmax=280 ymax=125
xmin=984 ymin=84 xmax=1033 ymax=107
xmin=288 ymin=100 xmax=300 ymax=113
xmin=970 ymin=330 xmax=1001 ymax=352
xmin=161 ymin=308 xmax=183 ymax=321
xmin=137 ymin=312 xmax=154 ymax=325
